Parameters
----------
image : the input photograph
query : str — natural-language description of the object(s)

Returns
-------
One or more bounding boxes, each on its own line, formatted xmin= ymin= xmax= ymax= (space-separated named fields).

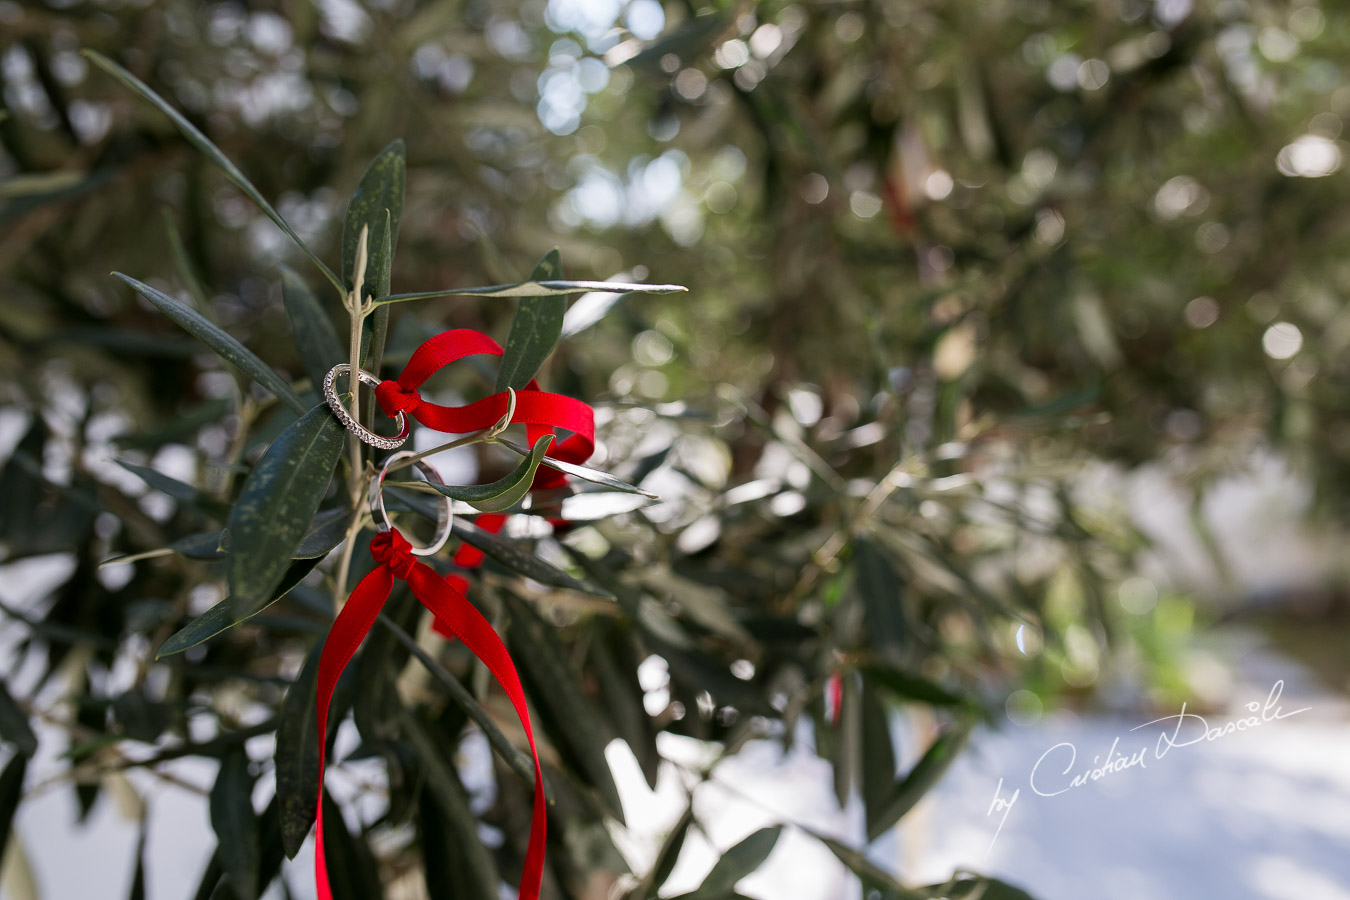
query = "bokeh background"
xmin=2 ymin=0 xmax=1349 ymax=898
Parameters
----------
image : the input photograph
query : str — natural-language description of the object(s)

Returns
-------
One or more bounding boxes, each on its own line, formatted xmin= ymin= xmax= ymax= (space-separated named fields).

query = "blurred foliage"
xmin=1 ymin=0 xmax=1348 ymax=897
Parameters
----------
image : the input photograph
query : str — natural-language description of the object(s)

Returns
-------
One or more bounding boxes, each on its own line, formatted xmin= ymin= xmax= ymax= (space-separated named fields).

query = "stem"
xmin=384 ymin=429 xmax=495 ymax=473
xmin=345 ymin=225 xmax=371 ymax=506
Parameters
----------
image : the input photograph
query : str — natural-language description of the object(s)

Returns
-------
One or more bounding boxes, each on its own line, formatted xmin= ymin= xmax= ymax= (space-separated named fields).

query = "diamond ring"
xmin=322 ymin=363 xmax=411 ymax=450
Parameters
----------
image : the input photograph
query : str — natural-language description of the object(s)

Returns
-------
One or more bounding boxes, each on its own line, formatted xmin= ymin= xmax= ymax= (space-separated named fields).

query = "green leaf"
xmin=156 ymin=556 xmax=322 ymax=657
xmin=860 ymin=679 xmax=897 ymax=841
xmin=683 ymin=826 xmax=782 ymax=899
xmin=922 ymin=876 xmax=1039 ymax=900
xmin=801 ymin=827 xmax=927 ymax=900
xmin=853 ymin=538 xmax=907 ymax=662
xmin=209 ymin=748 xmax=259 ymax=900
xmin=641 ymin=802 xmax=694 ymax=898
xmin=83 ymin=51 xmax=342 ymax=292
xmin=0 ymin=679 xmax=37 ymax=758
xmin=860 ymin=664 xmax=969 ymax=708
xmin=158 ymin=508 xmax=349 ymax=565
xmin=320 ymin=791 xmax=384 ymax=900
xmin=373 ymin=279 xmax=688 ymax=307
xmin=115 ymin=459 xmax=229 ymax=519
xmin=403 ymin=713 xmax=500 ymax=900
xmin=276 ymin=641 xmax=322 ymax=859
xmin=375 ymin=615 xmax=540 ymax=792
xmin=128 ymin=825 xmax=148 ymax=900
xmin=282 ymin=266 xmax=344 ymax=392
xmin=342 ymin=140 xmax=405 ymax=295
xmin=387 ymin=486 xmax=614 ymax=597
xmin=497 ymin=437 xmax=657 ymax=497
xmin=625 ymin=14 xmax=729 ymax=74
xmin=0 ymin=753 xmax=26 ymax=866
xmin=495 ymin=250 xmax=566 ymax=391
xmin=505 ymin=592 xmax=625 ymax=821
xmin=359 ymin=210 xmax=393 ymax=376
xmin=413 ymin=434 xmax=553 ymax=512
xmin=592 ymin=628 xmax=660 ymax=789
xmin=866 ymin=719 xmax=974 ymax=842
xmin=0 ymin=682 xmax=36 ymax=761
xmin=227 ymin=403 xmax=344 ymax=612
xmin=113 ymin=273 xmax=306 ymax=415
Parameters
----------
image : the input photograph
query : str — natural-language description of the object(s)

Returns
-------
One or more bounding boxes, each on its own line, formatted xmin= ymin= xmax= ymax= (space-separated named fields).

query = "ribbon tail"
xmin=314 ymin=565 xmax=395 ymax=900
xmin=407 ymin=564 xmax=548 ymax=900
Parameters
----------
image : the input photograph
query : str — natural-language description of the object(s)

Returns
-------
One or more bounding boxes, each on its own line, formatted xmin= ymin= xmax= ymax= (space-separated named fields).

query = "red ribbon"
xmin=373 ymin=328 xmax=594 ymax=494
xmin=375 ymin=328 xmax=596 ymax=634
xmin=314 ymin=529 xmax=546 ymax=900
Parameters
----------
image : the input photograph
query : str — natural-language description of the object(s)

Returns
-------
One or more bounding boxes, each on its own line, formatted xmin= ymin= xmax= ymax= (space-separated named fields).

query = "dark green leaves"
xmin=226 ymin=404 xmax=344 ymax=613
xmin=210 ymin=748 xmax=259 ymax=900
xmin=495 ymin=250 xmax=566 ymax=391
xmin=282 ymin=267 xmax=344 ymax=392
xmin=866 ymin=719 xmax=974 ymax=841
xmin=506 ymin=593 xmax=624 ymax=821
xmin=498 ymin=437 xmax=657 ymax=497
xmin=852 ymin=538 xmax=907 ymax=662
xmin=0 ymin=680 xmax=36 ymax=757
xmin=276 ymin=641 xmax=323 ymax=859
xmin=320 ymin=791 xmax=384 ymax=900
xmin=860 ymin=664 xmax=969 ymax=709
xmin=84 ymin=51 xmax=342 ymax=292
xmin=923 ymin=876 xmax=1039 ymax=900
xmin=113 ymin=274 xmax=306 ymax=415
xmin=415 ymin=435 xmax=553 ymax=512
xmin=0 ymin=754 xmax=26 ymax=866
xmin=404 ymin=713 xmax=500 ymax=900
xmin=342 ymin=140 xmax=405 ymax=296
xmin=157 ymin=557 xmax=322 ymax=658
xmin=678 ymin=826 xmax=782 ymax=900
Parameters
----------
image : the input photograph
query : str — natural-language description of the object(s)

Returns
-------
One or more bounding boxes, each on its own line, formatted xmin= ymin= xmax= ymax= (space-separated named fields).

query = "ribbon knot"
xmin=376 ymin=380 xmax=421 ymax=417
xmin=370 ymin=530 xmax=417 ymax=579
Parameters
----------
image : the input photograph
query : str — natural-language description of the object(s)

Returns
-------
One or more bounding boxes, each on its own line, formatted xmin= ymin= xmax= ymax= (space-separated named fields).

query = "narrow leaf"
xmin=685 ymin=826 xmax=782 ymax=899
xmin=403 ymin=714 xmax=500 ymax=899
xmin=209 ymin=748 xmax=259 ymax=900
xmin=156 ymin=556 xmax=322 ymax=657
xmin=227 ymin=404 xmax=344 ymax=612
xmin=923 ymin=876 xmax=1039 ymax=900
xmin=866 ymin=719 xmax=974 ymax=842
xmin=388 ymin=487 xmax=614 ymax=598
xmin=0 ymin=754 xmax=26 ymax=866
xmin=374 ymin=279 xmax=687 ymax=306
xmin=276 ymin=641 xmax=322 ymax=859
xmin=376 ymin=615 xmax=539 ymax=792
xmin=505 ymin=592 xmax=625 ymax=822
xmin=113 ymin=273 xmax=306 ymax=415
xmin=282 ymin=267 xmax=344 ymax=392
xmin=0 ymin=680 xmax=37 ymax=757
xmin=643 ymin=802 xmax=694 ymax=897
xmin=860 ymin=664 xmax=969 ymax=708
xmin=84 ymin=51 xmax=342 ymax=292
xmin=413 ymin=435 xmax=552 ymax=512
xmin=801 ymin=827 xmax=927 ymax=900
xmin=592 ymin=629 xmax=660 ymax=789
xmin=495 ymin=250 xmax=566 ymax=391
xmin=853 ymin=538 xmax=907 ymax=662
xmin=860 ymin=679 xmax=897 ymax=840
xmin=320 ymin=791 xmax=384 ymax=900
xmin=342 ymin=141 xmax=405 ymax=294
xmin=498 ymin=437 xmax=657 ymax=497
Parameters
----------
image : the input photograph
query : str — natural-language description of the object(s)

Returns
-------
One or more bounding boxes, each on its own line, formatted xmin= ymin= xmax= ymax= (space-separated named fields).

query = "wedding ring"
xmin=370 ymin=451 xmax=452 ymax=557
xmin=323 ymin=363 xmax=411 ymax=450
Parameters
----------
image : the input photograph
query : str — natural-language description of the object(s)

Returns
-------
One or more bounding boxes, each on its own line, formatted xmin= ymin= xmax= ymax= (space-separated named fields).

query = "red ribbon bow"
xmin=374 ymin=328 xmax=595 ymax=496
xmin=314 ymin=529 xmax=546 ymax=900
xmin=374 ymin=326 xmax=596 ymax=611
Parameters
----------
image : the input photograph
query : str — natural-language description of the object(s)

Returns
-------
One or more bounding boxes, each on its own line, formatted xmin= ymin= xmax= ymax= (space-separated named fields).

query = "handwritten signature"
xmin=984 ymin=680 xmax=1310 ymax=858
